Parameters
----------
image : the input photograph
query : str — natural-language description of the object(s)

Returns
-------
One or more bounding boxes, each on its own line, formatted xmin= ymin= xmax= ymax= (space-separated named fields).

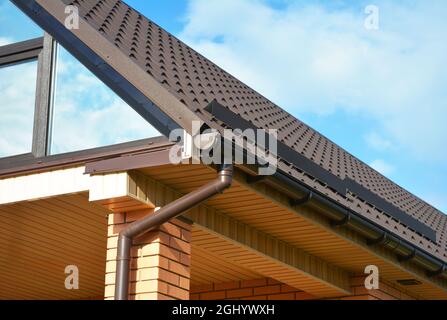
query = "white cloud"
xmin=0 ymin=61 xmax=38 ymax=157
xmin=0 ymin=45 xmax=161 ymax=157
xmin=180 ymin=0 xmax=447 ymax=162
xmin=365 ymin=132 xmax=393 ymax=151
xmin=0 ymin=36 xmax=12 ymax=46
xmin=369 ymin=159 xmax=395 ymax=176
xmin=0 ymin=6 xmax=161 ymax=158
xmin=50 ymin=48 xmax=160 ymax=154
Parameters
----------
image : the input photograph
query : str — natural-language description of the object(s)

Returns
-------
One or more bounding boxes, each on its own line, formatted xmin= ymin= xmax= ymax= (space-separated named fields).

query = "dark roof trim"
xmin=0 ymin=137 xmax=172 ymax=178
xmin=271 ymin=169 xmax=447 ymax=281
xmin=205 ymin=100 xmax=437 ymax=242
xmin=344 ymin=178 xmax=436 ymax=241
xmin=205 ymin=100 xmax=347 ymax=195
xmin=84 ymin=148 xmax=173 ymax=175
xmin=11 ymin=0 xmax=180 ymax=138
xmin=0 ymin=37 xmax=43 ymax=66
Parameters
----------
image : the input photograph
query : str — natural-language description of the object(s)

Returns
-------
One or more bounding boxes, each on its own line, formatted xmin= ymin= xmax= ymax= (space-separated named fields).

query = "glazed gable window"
xmin=0 ymin=1 xmax=161 ymax=167
xmin=0 ymin=0 xmax=42 ymax=45
xmin=0 ymin=1 xmax=46 ymax=162
xmin=49 ymin=44 xmax=160 ymax=155
xmin=0 ymin=59 xmax=38 ymax=158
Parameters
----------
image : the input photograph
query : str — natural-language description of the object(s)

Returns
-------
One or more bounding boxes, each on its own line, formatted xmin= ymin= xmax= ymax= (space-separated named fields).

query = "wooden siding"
xmin=0 ymin=193 xmax=108 ymax=300
xmin=191 ymin=243 xmax=262 ymax=286
xmin=141 ymin=164 xmax=447 ymax=299
xmin=192 ymin=228 xmax=347 ymax=298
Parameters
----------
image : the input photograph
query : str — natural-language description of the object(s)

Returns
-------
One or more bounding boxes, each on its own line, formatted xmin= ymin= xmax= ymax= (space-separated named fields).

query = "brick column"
xmin=105 ymin=209 xmax=191 ymax=300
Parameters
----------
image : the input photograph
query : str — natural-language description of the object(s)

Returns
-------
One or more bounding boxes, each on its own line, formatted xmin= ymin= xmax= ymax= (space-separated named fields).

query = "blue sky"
xmin=49 ymin=46 xmax=160 ymax=154
xmin=1 ymin=0 xmax=446 ymax=213
xmin=0 ymin=0 xmax=160 ymax=155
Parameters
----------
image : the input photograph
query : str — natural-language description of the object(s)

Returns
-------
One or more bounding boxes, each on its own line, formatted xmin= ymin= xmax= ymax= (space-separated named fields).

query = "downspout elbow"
xmin=216 ymin=163 xmax=233 ymax=191
xmin=114 ymin=164 xmax=233 ymax=300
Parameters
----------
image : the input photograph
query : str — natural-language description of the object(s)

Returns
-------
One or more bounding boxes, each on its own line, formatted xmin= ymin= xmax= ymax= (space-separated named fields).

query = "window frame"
xmin=0 ymin=33 xmax=163 ymax=170
xmin=0 ymin=33 xmax=56 ymax=167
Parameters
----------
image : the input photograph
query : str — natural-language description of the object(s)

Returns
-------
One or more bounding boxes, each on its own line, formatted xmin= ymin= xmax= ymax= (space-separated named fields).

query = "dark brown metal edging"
xmin=0 ymin=137 xmax=172 ymax=177
xmin=84 ymin=149 xmax=173 ymax=175
xmin=0 ymin=37 xmax=43 ymax=66
xmin=204 ymin=100 xmax=347 ymax=195
xmin=115 ymin=164 xmax=233 ymax=300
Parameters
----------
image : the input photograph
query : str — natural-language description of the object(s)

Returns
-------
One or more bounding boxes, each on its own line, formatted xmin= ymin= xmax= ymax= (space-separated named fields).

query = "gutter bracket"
xmin=290 ymin=191 xmax=313 ymax=207
xmin=330 ymin=212 xmax=351 ymax=228
xmin=367 ymin=233 xmax=388 ymax=246
xmin=427 ymin=264 xmax=446 ymax=278
xmin=398 ymin=248 xmax=416 ymax=263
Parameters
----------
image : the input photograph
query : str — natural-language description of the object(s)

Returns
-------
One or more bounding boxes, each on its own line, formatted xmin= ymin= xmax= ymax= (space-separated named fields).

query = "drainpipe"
xmin=115 ymin=164 xmax=233 ymax=300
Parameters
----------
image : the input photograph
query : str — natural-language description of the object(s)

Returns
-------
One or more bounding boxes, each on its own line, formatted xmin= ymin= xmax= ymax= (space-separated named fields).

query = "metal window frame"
xmin=1 ymin=31 xmax=166 ymax=169
xmin=0 ymin=33 xmax=56 ymax=167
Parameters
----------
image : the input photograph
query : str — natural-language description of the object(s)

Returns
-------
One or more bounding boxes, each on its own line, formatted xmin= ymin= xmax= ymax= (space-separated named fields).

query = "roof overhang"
xmin=1 ymin=147 xmax=447 ymax=298
xmin=10 ymin=0 xmax=443 ymax=258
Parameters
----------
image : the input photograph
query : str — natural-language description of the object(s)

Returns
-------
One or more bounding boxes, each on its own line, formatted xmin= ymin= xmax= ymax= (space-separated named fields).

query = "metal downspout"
xmin=114 ymin=164 xmax=233 ymax=300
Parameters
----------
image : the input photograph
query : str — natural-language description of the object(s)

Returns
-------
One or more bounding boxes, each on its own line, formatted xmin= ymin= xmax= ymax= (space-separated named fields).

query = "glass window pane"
xmin=50 ymin=45 xmax=161 ymax=155
xmin=0 ymin=1 xmax=42 ymax=45
xmin=0 ymin=60 xmax=38 ymax=157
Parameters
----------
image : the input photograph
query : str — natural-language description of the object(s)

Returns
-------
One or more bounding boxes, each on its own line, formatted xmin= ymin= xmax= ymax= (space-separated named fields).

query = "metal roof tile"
xmin=58 ymin=0 xmax=447 ymax=260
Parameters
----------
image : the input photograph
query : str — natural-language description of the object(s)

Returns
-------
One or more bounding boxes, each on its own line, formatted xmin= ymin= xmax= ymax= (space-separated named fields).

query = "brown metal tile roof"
xmin=60 ymin=0 xmax=447 ymax=261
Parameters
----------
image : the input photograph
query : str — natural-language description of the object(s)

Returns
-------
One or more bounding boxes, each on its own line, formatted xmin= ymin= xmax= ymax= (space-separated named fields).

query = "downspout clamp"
xmin=114 ymin=164 xmax=233 ymax=300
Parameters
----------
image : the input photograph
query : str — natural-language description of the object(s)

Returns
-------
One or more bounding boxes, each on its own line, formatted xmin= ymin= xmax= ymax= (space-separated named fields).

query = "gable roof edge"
xmin=14 ymin=0 xmax=202 ymax=137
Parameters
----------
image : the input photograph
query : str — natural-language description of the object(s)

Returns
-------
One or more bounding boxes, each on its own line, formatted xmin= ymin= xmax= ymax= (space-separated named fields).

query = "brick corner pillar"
xmin=105 ymin=210 xmax=192 ymax=300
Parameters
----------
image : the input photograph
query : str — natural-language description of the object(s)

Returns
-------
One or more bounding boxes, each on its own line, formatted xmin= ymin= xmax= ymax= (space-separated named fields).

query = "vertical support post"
xmin=32 ymin=32 xmax=56 ymax=157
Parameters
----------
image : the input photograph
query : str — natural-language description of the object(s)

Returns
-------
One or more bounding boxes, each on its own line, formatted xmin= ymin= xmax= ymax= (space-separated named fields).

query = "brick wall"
xmin=191 ymin=278 xmax=316 ymax=300
xmin=191 ymin=277 xmax=416 ymax=300
xmin=341 ymin=276 xmax=416 ymax=300
xmin=105 ymin=210 xmax=192 ymax=300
